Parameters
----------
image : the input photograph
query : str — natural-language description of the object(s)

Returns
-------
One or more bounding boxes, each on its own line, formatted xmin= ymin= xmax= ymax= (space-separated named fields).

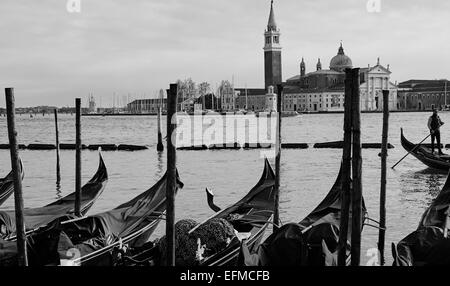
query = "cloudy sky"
xmin=0 ymin=0 xmax=449 ymax=107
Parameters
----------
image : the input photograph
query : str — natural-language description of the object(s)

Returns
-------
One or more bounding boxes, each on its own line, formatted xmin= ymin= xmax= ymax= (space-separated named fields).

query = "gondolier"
xmin=428 ymin=109 xmax=445 ymax=155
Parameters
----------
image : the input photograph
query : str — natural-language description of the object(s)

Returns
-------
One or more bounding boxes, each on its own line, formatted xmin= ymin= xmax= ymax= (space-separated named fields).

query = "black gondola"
xmin=238 ymin=162 xmax=367 ymax=266
xmin=401 ymin=128 xmax=450 ymax=170
xmin=0 ymin=160 xmax=24 ymax=207
xmin=21 ymin=169 xmax=183 ymax=266
xmin=121 ymin=158 xmax=277 ymax=267
xmin=392 ymin=169 xmax=450 ymax=266
xmin=0 ymin=152 xmax=108 ymax=240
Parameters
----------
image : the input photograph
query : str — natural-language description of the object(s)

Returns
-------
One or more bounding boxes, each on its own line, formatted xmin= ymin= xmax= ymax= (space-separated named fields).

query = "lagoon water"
xmin=0 ymin=111 xmax=448 ymax=266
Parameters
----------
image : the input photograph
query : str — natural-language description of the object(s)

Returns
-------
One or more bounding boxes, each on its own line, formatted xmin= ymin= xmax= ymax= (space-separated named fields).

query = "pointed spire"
xmin=338 ymin=42 xmax=345 ymax=55
xmin=267 ymin=0 xmax=277 ymax=31
xmin=317 ymin=58 xmax=322 ymax=71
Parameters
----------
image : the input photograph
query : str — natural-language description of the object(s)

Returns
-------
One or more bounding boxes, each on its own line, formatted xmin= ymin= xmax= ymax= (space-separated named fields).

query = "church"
xmin=233 ymin=1 xmax=398 ymax=113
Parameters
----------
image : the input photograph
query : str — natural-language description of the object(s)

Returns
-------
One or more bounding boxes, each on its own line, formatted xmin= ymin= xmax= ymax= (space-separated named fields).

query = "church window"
xmin=274 ymin=36 xmax=279 ymax=43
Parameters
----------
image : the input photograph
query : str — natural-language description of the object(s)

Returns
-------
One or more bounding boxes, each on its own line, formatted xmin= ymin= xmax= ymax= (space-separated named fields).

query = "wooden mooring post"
xmin=5 ymin=87 xmax=28 ymax=266
xmin=378 ymin=90 xmax=390 ymax=265
xmin=337 ymin=69 xmax=353 ymax=266
xmin=350 ymin=68 xmax=362 ymax=266
xmin=54 ymin=109 xmax=61 ymax=182
xmin=273 ymin=84 xmax=283 ymax=232
xmin=165 ymin=83 xmax=178 ymax=266
xmin=75 ymin=98 xmax=82 ymax=217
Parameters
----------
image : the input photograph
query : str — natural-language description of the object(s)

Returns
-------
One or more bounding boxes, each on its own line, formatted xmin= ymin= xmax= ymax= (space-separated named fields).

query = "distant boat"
xmin=281 ymin=111 xmax=301 ymax=117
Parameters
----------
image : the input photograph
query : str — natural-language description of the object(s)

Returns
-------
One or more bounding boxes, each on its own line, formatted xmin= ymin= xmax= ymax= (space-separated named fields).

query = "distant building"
xmin=397 ymin=80 xmax=450 ymax=110
xmin=88 ymin=94 xmax=96 ymax=113
xmin=127 ymin=98 xmax=167 ymax=114
xmin=231 ymin=1 xmax=283 ymax=112
xmin=284 ymin=46 xmax=398 ymax=112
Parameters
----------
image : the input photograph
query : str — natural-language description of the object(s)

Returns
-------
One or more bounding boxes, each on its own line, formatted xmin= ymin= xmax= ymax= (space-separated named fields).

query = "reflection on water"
xmin=55 ymin=179 xmax=62 ymax=199
xmin=399 ymin=168 xmax=445 ymax=206
xmin=155 ymin=151 xmax=164 ymax=178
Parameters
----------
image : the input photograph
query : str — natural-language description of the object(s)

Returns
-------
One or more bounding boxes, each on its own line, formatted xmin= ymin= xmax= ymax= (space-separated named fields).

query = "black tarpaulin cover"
xmin=0 ymin=154 xmax=107 ymax=238
xmin=37 ymin=170 xmax=183 ymax=265
xmin=216 ymin=158 xmax=276 ymax=220
xmin=0 ymin=159 xmax=24 ymax=207
xmin=419 ymin=170 xmax=450 ymax=228
xmin=238 ymin=163 xmax=366 ymax=266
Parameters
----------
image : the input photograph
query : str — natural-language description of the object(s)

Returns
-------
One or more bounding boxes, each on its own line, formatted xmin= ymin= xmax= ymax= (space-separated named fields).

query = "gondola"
xmin=238 ymin=162 xmax=367 ymax=266
xmin=120 ymin=158 xmax=277 ymax=266
xmin=392 ymin=169 xmax=450 ymax=266
xmin=0 ymin=151 xmax=108 ymax=240
xmin=0 ymin=160 xmax=24 ymax=207
xmin=22 ymin=169 xmax=183 ymax=266
xmin=401 ymin=128 xmax=450 ymax=170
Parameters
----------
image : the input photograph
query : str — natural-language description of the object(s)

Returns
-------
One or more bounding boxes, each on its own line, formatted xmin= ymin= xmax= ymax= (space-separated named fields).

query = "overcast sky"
xmin=0 ymin=0 xmax=449 ymax=107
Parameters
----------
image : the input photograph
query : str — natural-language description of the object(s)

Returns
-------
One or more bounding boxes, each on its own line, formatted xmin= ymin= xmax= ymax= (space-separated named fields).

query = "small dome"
xmin=330 ymin=44 xmax=352 ymax=72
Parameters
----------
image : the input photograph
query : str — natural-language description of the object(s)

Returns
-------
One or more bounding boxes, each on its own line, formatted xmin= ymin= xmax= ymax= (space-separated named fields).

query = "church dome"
xmin=330 ymin=44 xmax=352 ymax=72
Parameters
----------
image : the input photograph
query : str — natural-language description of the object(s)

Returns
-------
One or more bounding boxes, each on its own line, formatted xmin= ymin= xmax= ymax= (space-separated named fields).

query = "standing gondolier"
xmin=428 ymin=108 xmax=445 ymax=155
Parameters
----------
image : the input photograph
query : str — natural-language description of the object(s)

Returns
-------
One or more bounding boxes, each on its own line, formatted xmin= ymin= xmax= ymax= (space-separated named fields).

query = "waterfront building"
xmin=127 ymin=98 xmax=167 ymax=114
xmin=397 ymin=80 xmax=450 ymax=110
xmin=284 ymin=47 xmax=398 ymax=112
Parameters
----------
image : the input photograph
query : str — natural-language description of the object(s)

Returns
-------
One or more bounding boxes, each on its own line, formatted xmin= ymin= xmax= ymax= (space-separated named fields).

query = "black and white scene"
xmin=1 ymin=0 xmax=450 ymax=273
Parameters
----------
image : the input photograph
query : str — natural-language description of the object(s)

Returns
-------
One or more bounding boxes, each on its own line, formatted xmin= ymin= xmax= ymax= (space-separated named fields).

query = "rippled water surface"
xmin=0 ymin=111 xmax=448 ymax=265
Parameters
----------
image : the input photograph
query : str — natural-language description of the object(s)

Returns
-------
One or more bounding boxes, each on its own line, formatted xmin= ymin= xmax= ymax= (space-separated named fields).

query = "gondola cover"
xmin=239 ymin=163 xmax=367 ymax=266
xmin=0 ymin=154 xmax=107 ymax=239
xmin=0 ymin=160 xmax=24 ymax=207
xmin=394 ymin=167 xmax=450 ymax=266
xmin=26 ymin=169 xmax=183 ymax=266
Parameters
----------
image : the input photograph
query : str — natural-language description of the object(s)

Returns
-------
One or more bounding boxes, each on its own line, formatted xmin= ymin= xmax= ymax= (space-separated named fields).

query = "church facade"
xmin=283 ymin=46 xmax=398 ymax=112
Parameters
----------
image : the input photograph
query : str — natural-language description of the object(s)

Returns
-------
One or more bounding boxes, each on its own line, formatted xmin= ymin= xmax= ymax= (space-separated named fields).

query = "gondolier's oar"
xmin=391 ymin=131 xmax=434 ymax=169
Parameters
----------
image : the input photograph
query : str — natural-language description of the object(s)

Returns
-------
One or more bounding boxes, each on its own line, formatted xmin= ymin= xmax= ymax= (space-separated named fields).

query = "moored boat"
xmin=238 ymin=162 xmax=367 ymax=266
xmin=0 ymin=152 xmax=108 ymax=240
xmin=119 ymin=158 xmax=277 ymax=266
xmin=0 ymin=160 xmax=24 ymax=207
xmin=392 ymin=169 xmax=450 ymax=266
xmin=401 ymin=128 xmax=450 ymax=170
xmin=22 ymin=169 xmax=183 ymax=266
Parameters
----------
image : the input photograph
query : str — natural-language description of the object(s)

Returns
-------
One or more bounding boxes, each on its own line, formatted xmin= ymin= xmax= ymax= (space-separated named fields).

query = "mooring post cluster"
xmin=337 ymin=68 xmax=363 ymax=266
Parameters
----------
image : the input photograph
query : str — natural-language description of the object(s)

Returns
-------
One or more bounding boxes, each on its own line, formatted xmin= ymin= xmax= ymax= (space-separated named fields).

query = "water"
xmin=0 ymin=111 xmax=448 ymax=266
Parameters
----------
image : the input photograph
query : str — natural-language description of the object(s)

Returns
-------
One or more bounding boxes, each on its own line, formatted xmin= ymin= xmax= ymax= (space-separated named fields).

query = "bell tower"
xmin=264 ymin=0 xmax=282 ymax=90
xmin=300 ymin=58 xmax=306 ymax=77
